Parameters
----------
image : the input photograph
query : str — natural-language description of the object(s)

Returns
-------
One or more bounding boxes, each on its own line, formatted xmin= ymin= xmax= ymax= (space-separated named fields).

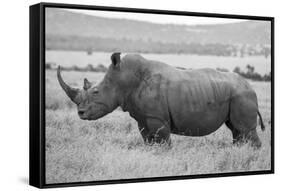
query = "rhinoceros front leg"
xmin=138 ymin=118 xmax=171 ymax=145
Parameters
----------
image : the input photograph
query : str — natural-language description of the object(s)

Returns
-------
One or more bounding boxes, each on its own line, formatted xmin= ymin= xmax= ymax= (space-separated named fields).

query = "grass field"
xmin=45 ymin=69 xmax=271 ymax=184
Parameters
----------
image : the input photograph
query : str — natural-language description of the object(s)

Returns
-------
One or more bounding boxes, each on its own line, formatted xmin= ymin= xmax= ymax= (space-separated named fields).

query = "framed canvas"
xmin=29 ymin=2 xmax=274 ymax=188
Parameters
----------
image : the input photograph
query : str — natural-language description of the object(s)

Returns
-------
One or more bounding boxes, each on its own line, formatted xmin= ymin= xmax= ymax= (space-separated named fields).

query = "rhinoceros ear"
xmin=111 ymin=52 xmax=121 ymax=69
xmin=83 ymin=78 xmax=92 ymax=90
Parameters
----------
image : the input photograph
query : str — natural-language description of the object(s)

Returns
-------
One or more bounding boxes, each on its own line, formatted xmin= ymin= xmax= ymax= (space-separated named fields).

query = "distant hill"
xmin=45 ymin=8 xmax=271 ymax=57
xmin=46 ymin=8 xmax=270 ymax=45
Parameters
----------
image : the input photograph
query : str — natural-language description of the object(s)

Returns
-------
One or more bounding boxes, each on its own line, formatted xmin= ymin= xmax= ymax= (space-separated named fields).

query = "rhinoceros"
xmin=57 ymin=52 xmax=265 ymax=148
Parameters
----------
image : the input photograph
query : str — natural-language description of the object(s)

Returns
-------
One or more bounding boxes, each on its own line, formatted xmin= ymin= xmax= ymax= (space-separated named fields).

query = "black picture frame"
xmin=30 ymin=2 xmax=274 ymax=189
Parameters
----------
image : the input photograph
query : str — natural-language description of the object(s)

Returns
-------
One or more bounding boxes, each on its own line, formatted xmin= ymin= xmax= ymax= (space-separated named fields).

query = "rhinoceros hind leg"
xmin=245 ymin=129 xmax=262 ymax=148
xmin=225 ymin=120 xmax=243 ymax=144
xmin=228 ymin=94 xmax=262 ymax=148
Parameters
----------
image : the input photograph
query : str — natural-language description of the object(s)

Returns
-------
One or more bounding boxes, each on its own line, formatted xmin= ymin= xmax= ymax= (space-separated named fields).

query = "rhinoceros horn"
xmin=57 ymin=66 xmax=80 ymax=104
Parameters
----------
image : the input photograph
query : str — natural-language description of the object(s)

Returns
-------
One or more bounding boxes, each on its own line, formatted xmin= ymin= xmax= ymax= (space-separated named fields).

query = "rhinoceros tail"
xmin=257 ymin=111 xmax=265 ymax=131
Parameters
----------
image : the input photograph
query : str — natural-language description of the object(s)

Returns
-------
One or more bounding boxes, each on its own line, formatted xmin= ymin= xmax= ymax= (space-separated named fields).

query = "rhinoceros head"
xmin=57 ymin=52 xmax=131 ymax=120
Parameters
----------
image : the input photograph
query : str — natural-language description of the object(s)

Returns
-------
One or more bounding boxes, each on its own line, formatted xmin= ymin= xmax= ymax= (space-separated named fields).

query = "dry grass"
xmin=45 ymin=70 xmax=271 ymax=184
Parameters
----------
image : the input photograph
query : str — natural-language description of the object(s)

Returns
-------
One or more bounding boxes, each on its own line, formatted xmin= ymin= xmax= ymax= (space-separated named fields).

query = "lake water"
xmin=46 ymin=50 xmax=271 ymax=75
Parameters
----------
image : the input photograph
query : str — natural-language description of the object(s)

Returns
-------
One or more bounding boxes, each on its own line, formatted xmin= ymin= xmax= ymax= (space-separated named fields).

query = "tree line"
xmin=46 ymin=62 xmax=271 ymax=82
xmin=46 ymin=63 xmax=107 ymax=73
xmin=217 ymin=65 xmax=271 ymax=81
xmin=232 ymin=65 xmax=271 ymax=81
xmin=46 ymin=35 xmax=271 ymax=58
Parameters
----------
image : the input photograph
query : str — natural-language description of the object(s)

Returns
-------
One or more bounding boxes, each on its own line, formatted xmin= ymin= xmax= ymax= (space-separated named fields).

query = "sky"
xmin=68 ymin=9 xmax=246 ymax=25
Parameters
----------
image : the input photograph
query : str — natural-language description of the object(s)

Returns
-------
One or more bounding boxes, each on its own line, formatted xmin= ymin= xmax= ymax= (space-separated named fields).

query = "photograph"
xmin=44 ymin=6 xmax=272 ymax=185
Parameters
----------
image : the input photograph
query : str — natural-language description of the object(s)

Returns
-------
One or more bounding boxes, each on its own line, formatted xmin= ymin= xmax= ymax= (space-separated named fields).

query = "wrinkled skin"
xmin=58 ymin=52 xmax=265 ymax=148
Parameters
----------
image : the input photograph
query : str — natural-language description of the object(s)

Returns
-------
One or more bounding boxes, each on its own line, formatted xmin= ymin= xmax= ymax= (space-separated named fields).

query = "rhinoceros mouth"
xmin=79 ymin=102 xmax=109 ymax=120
